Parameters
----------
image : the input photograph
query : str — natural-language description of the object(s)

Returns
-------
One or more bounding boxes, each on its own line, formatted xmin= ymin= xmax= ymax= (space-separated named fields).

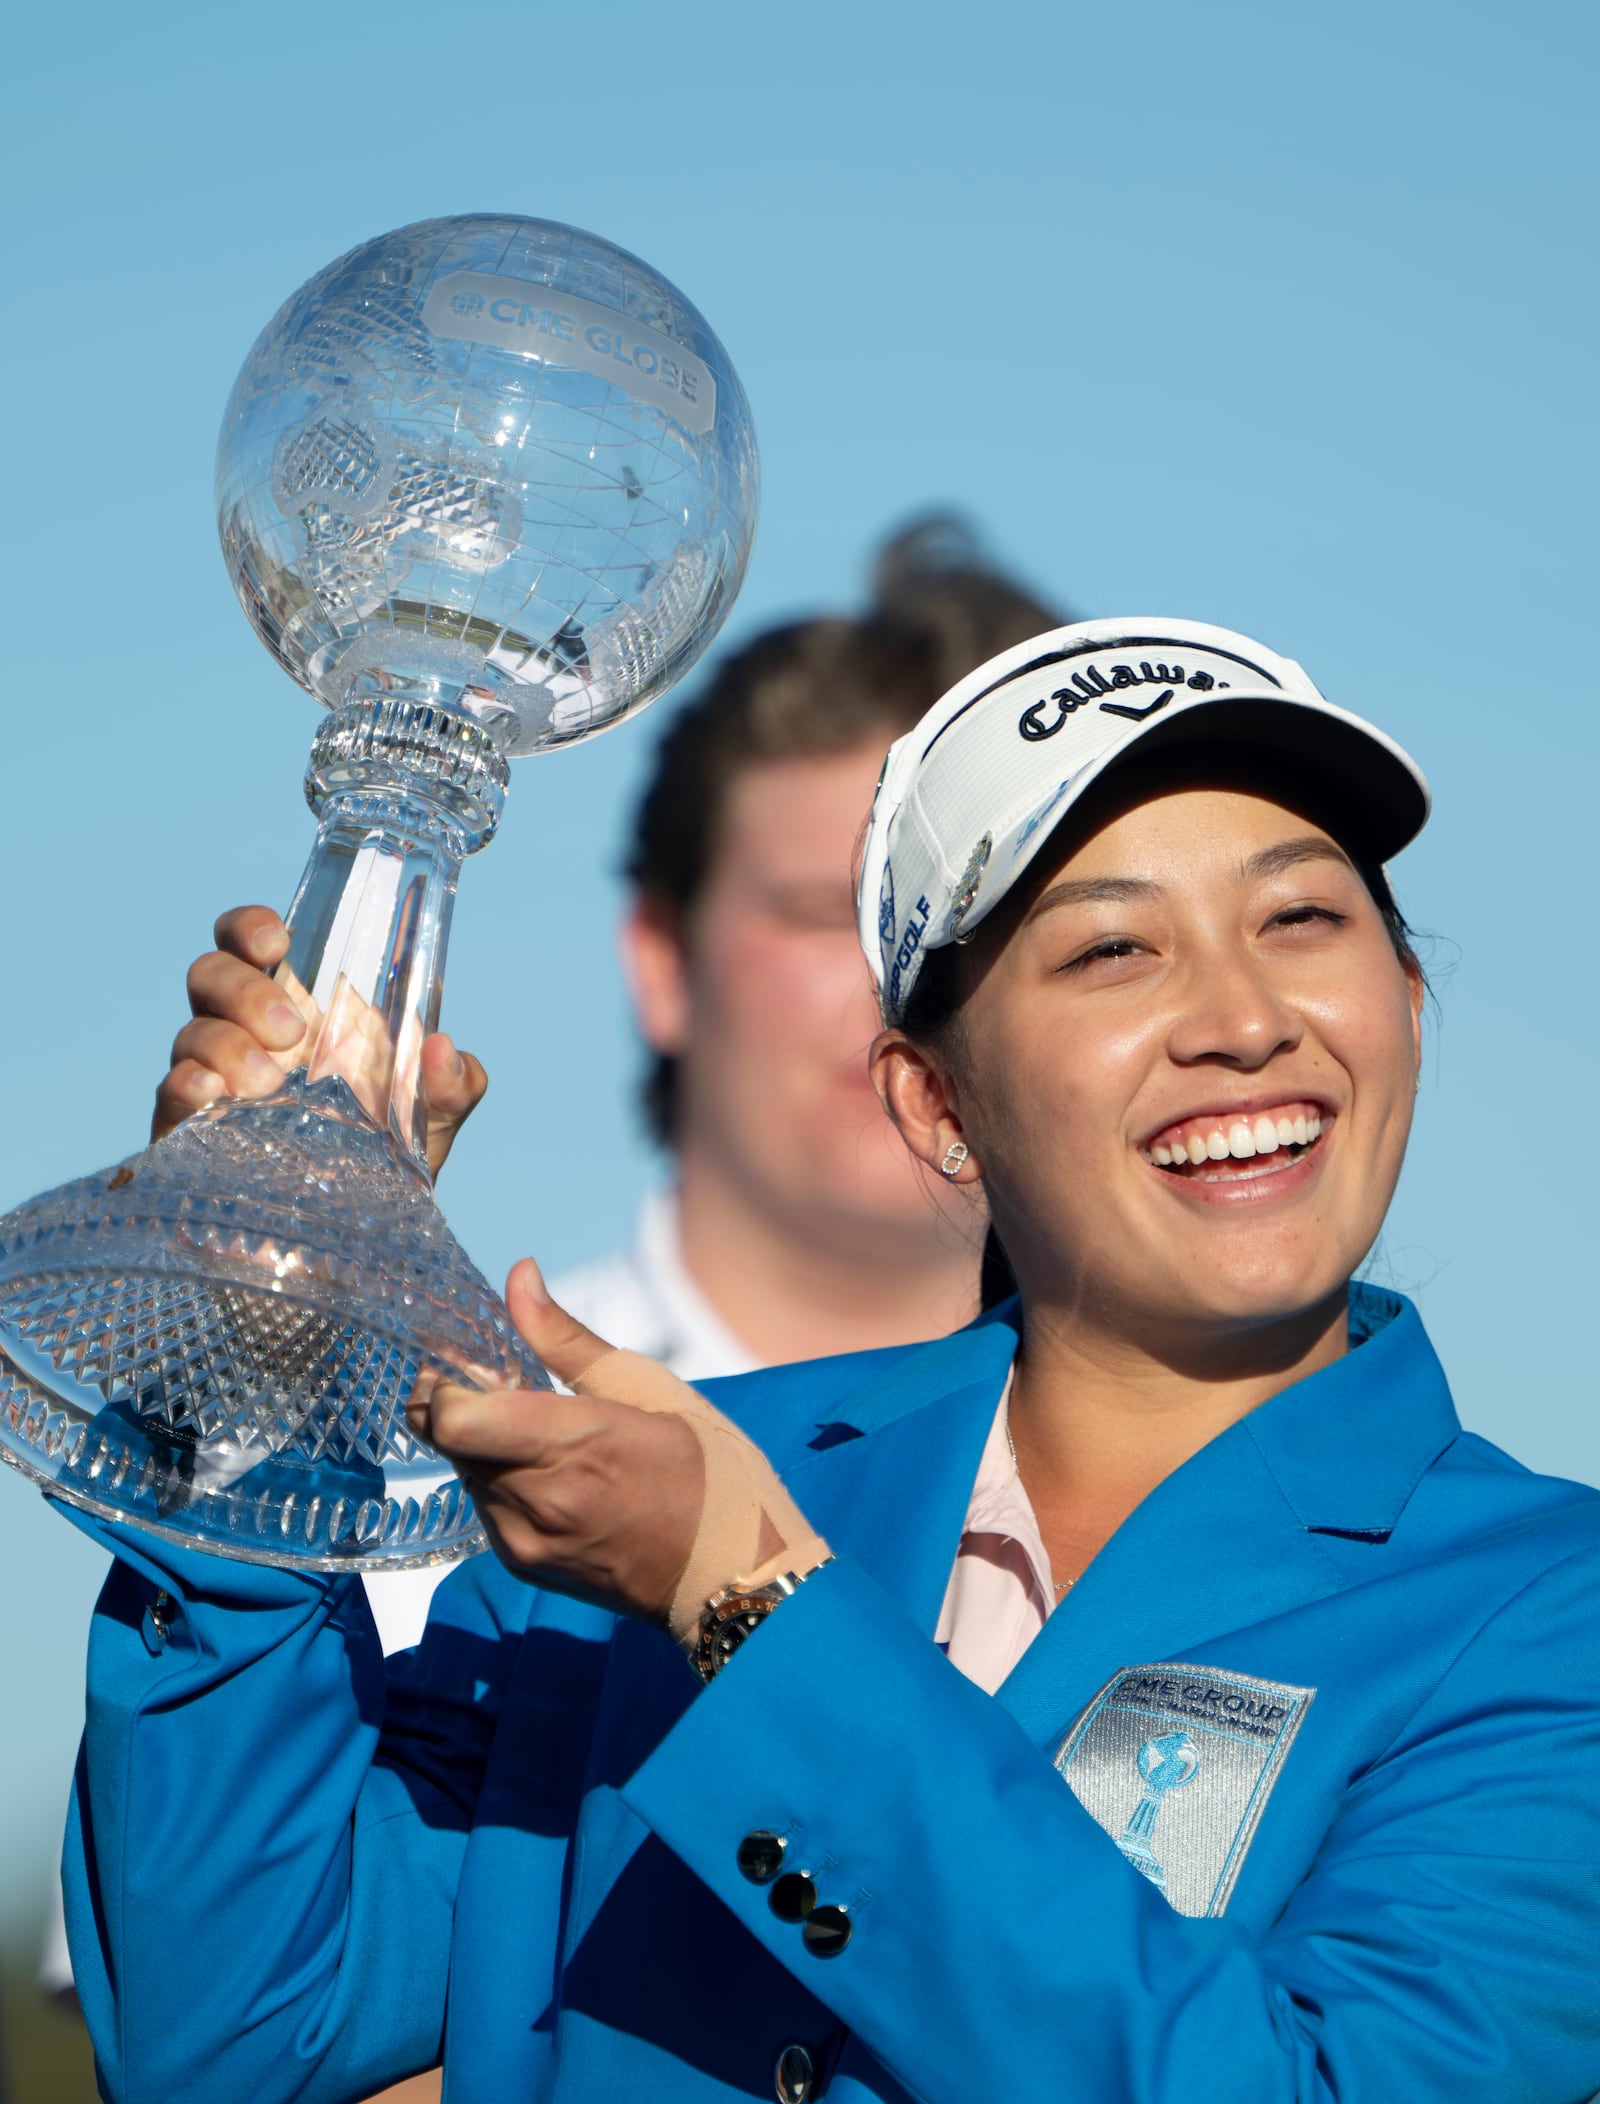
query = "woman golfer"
xmin=65 ymin=618 xmax=1600 ymax=2104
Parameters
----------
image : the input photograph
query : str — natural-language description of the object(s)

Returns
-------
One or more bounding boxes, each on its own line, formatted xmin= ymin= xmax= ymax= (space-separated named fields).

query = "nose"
xmin=1165 ymin=943 xmax=1302 ymax=1072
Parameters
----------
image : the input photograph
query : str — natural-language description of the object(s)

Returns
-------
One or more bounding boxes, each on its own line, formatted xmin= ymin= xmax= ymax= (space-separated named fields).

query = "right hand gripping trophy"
xmin=0 ymin=215 xmax=758 ymax=1569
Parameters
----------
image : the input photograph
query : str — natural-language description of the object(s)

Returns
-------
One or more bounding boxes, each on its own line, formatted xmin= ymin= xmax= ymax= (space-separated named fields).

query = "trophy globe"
xmin=0 ymin=214 xmax=758 ymax=1569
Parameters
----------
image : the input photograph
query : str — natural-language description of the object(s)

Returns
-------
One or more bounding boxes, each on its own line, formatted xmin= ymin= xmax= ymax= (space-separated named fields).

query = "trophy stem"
xmin=270 ymin=695 xmax=509 ymax=1171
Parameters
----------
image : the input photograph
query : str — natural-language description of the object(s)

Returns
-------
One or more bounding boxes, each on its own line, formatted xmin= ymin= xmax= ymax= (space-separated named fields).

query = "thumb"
xmin=506 ymin=1256 xmax=614 ymax=1387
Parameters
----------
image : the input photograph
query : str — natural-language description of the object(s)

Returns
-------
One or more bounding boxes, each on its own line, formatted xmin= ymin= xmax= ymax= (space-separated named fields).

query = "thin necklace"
xmin=1005 ymin=1411 xmax=1074 ymax=1594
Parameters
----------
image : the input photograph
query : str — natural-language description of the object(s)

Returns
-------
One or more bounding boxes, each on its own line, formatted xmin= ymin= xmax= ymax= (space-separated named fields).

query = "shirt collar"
xmin=962 ymin=1372 xmax=1058 ymax=1611
xmin=962 ymin=1374 xmax=1027 ymax=1537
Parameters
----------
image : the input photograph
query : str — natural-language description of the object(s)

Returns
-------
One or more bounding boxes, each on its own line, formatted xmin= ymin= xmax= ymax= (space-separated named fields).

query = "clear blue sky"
xmin=0 ymin=0 xmax=1595 ymax=1942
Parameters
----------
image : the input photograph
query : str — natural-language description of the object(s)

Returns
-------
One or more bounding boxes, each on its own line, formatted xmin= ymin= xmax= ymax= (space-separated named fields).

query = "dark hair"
xmin=625 ymin=515 xmax=1065 ymax=1144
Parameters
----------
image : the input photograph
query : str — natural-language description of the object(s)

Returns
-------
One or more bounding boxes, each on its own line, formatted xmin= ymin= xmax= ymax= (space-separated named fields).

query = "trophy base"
xmin=0 ymin=1074 xmax=545 ymax=1569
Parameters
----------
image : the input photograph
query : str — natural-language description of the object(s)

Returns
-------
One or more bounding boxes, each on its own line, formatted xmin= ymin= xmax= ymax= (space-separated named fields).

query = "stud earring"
xmin=939 ymin=1140 xmax=970 ymax=1180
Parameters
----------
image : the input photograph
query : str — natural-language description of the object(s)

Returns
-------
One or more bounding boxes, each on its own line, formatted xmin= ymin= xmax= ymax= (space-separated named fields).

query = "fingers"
xmin=171 ymin=1013 xmax=289 ymax=1090
xmin=415 ymin=1033 xmax=489 ymax=1176
xmin=420 ymin=1033 xmax=488 ymax=1120
xmin=153 ymin=1013 xmax=297 ymax=1139
xmin=152 ymin=1059 xmax=229 ymax=1140
xmin=420 ymin=1382 xmax=704 ymax=1622
xmin=425 ymin=1381 xmax=585 ymax=1464
xmin=505 ymin=1258 xmax=614 ymax=1387
xmin=153 ymin=909 xmax=303 ymax=1144
xmin=186 ymin=950 xmax=307 ymax=1049
xmin=214 ymin=905 xmax=288 ymax=968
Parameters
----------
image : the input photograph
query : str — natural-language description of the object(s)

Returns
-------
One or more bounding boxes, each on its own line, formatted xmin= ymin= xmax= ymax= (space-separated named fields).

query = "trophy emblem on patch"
xmin=1116 ymin=1731 xmax=1200 ymax=1892
xmin=1054 ymin=1662 xmax=1315 ymax=1917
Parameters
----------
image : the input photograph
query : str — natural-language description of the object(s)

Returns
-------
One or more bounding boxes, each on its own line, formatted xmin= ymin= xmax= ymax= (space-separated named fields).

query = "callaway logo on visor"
xmin=972 ymin=636 xmax=1285 ymax=751
xmin=857 ymin=616 xmax=1430 ymax=1026
xmin=1019 ymin=655 xmax=1232 ymax=739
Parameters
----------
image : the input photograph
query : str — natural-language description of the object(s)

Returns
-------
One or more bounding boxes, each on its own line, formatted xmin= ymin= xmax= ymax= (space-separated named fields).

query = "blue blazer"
xmin=62 ymin=1287 xmax=1600 ymax=2103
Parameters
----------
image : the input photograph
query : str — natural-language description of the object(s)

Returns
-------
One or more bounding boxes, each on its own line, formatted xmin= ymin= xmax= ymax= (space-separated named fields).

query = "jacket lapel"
xmin=992 ymin=1420 xmax=1342 ymax=1747
xmin=996 ymin=1288 xmax=1461 ymax=1748
xmin=779 ymin=1313 xmax=1016 ymax=1637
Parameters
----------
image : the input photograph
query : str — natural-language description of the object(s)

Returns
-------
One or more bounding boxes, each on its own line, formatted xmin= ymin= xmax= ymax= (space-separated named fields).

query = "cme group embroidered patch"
xmin=1053 ymin=1663 xmax=1315 ymax=1917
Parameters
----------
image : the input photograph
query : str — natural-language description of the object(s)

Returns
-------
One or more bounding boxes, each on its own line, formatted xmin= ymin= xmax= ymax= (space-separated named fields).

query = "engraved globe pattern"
xmin=217 ymin=213 xmax=759 ymax=754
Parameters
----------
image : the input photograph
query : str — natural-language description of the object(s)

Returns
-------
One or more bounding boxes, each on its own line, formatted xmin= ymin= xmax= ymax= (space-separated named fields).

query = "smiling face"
xmin=873 ymin=782 xmax=1423 ymax=1358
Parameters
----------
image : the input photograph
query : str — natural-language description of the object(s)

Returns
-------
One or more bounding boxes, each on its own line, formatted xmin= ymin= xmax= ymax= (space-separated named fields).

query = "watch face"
xmin=696 ymin=1575 xmax=813 ymax=1681
xmin=713 ymin=1606 xmax=767 ymax=1667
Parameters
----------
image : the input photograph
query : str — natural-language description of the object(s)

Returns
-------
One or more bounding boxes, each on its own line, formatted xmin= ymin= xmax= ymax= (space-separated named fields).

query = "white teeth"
xmin=1149 ymin=1107 xmax=1327 ymax=1173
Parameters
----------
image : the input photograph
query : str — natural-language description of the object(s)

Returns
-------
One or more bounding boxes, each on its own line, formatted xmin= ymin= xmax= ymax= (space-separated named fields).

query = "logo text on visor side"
xmin=1020 ymin=660 xmax=1228 ymax=742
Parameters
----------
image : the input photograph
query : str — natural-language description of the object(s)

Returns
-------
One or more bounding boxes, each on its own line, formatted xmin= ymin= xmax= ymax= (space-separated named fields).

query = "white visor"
xmin=858 ymin=616 xmax=1430 ymax=1024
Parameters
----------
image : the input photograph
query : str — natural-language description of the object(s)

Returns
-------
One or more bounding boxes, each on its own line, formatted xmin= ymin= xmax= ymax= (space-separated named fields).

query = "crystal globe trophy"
xmin=0 ymin=214 xmax=758 ymax=1569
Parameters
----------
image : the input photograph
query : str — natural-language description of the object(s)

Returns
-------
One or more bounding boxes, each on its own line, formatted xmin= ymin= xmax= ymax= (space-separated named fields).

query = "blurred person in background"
xmin=35 ymin=520 xmax=1063 ymax=2079
xmin=580 ymin=514 xmax=1054 ymax=1378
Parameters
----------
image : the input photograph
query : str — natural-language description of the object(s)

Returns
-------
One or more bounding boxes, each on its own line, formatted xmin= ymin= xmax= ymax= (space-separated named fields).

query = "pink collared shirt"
xmin=934 ymin=1379 xmax=1060 ymax=1694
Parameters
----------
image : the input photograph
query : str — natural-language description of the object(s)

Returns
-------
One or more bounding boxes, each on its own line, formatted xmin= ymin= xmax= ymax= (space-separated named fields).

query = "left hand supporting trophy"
xmin=0 ymin=214 xmax=759 ymax=1568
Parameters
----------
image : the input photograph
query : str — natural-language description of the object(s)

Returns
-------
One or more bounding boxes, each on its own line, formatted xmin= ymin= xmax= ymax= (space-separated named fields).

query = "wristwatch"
xmin=690 ymin=1561 xmax=832 ymax=1683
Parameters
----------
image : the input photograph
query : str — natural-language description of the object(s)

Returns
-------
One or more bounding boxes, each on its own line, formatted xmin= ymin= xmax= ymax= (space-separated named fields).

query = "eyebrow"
xmin=1025 ymin=875 xmax=1162 ymax=922
xmin=1242 ymin=836 xmax=1359 ymax=882
xmin=1025 ymin=837 xmax=1357 ymax=923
